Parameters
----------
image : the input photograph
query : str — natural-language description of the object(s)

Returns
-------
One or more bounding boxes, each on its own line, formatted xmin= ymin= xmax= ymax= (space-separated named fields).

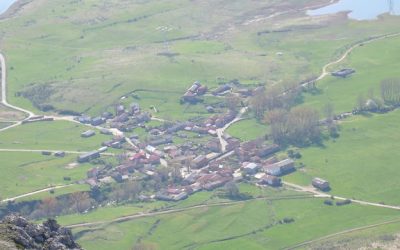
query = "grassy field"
xmin=0 ymin=152 xmax=94 ymax=198
xmin=302 ymin=35 xmax=400 ymax=114
xmin=0 ymin=104 xmax=26 ymax=121
xmin=72 ymin=198 xmax=400 ymax=250
xmin=1 ymin=0 xmax=400 ymax=117
xmin=0 ymin=120 xmax=111 ymax=151
xmin=286 ymin=109 xmax=400 ymax=205
xmin=226 ymin=119 xmax=269 ymax=141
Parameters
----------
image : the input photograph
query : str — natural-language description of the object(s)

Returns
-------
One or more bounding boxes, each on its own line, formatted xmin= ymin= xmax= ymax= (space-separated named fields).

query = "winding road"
xmin=1 ymin=53 xmax=35 ymax=118
xmin=302 ymin=32 xmax=400 ymax=87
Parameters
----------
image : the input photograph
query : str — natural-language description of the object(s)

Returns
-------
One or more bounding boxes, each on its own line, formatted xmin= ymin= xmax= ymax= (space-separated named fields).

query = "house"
xmin=173 ymin=192 xmax=188 ymax=201
xmin=135 ymin=112 xmax=151 ymax=124
xmin=259 ymin=175 xmax=281 ymax=187
xmin=102 ymin=112 xmax=114 ymax=119
xmin=212 ymin=84 xmax=231 ymax=95
xmin=149 ymin=137 xmax=173 ymax=147
xmin=191 ymin=155 xmax=208 ymax=169
xmin=243 ymin=162 xmax=259 ymax=175
xmin=167 ymin=122 xmax=189 ymax=134
xmin=116 ymin=104 xmax=125 ymax=115
xmin=203 ymin=177 xmax=231 ymax=190
xmin=77 ymin=115 xmax=92 ymax=124
xmin=257 ymin=144 xmax=280 ymax=158
xmin=129 ymin=103 xmax=140 ymax=115
xmin=114 ymin=113 xmax=129 ymax=123
xmin=91 ymin=117 xmax=105 ymax=126
xmin=206 ymin=106 xmax=215 ymax=113
xmin=100 ymin=128 xmax=112 ymax=135
xmin=78 ymin=151 xmax=100 ymax=163
xmin=81 ymin=130 xmax=95 ymax=138
xmin=332 ymin=68 xmax=355 ymax=78
xmin=312 ymin=177 xmax=330 ymax=191
xmin=263 ymin=159 xmax=295 ymax=176
xmin=87 ymin=168 xmax=99 ymax=178
xmin=54 ymin=151 xmax=65 ymax=157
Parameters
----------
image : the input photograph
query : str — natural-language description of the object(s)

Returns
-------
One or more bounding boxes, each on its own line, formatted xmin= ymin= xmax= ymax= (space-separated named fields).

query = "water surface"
xmin=308 ymin=0 xmax=400 ymax=20
xmin=0 ymin=0 xmax=19 ymax=15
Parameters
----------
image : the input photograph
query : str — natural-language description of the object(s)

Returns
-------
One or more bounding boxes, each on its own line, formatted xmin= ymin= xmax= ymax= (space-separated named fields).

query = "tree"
xmin=225 ymin=94 xmax=240 ymax=112
xmin=264 ymin=109 xmax=289 ymax=144
xmin=250 ymin=87 xmax=267 ymax=120
xmin=356 ymin=93 xmax=366 ymax=111
xmin=323 ymin=103 xmax=334 ymax=123
xmin=287 ymin=106 xmax=320 ymax=145
xmin=69 ymin=192 xmax=93 ymax=213
xmin=38 ymin=197 xmax=60 ymax=217
xmin=381 ymin=78 xmax=400 ymax=105
xmin=224 ymin=181 xmax=240 ymax=199
xmin=265 ymin=107 xmax=320 ymax=145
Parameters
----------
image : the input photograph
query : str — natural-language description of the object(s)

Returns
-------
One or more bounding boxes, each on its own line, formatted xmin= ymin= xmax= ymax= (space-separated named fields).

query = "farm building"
xmin=259 ymin=175 xmax=281 ymax=187
xmin=81 ymin=130 xmax=95 ymax=138
xmin=91 ymin=117 xmax=105 ymax=126
xmin=78 ymin=151 xmax=100 ymax=163
xmin=312 ymin=177 xmax=330 ymax=191
xmin=243 ymin=162 xmax=260 ymax=175
xmin=331 ymin=68 xmax=355 ymax=78
xmin=263 ymin=159 xmax=295 ymax=176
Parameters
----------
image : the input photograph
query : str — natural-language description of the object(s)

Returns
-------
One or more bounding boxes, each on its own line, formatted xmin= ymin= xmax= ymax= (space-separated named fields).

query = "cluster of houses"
xmin=181 ymin=81 xmax=208 ymax=103
xmin=75 ymin=102 xmax=151 ymax=133
xmin=73 ymin=81 xmax=332 ymax=202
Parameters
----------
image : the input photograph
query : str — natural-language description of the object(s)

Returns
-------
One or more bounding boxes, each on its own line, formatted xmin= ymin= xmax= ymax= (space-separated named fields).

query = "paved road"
xmin=302 ymin=32 xmax=400 ymax=87
xmin=216 ymin=107 xmax=248 ymax=152
xmin=1 ymin=53 xmax=35 ymax=118
xmin=283 ymin=181 xmax=400 ymax=211
xmin=1 ymin=184 xmax=73 ymax=202
xmin=0 ymin=148 xmax=115 ymax=156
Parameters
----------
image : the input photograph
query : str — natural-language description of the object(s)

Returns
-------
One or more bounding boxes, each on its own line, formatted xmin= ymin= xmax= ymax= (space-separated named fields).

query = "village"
xmin=35 ymin=80 xmax=330 ymax=203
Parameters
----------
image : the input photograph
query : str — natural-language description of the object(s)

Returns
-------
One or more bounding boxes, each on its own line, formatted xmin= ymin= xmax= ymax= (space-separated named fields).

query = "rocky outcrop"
xmin=0 ymin=215 xmax=82 ymax=250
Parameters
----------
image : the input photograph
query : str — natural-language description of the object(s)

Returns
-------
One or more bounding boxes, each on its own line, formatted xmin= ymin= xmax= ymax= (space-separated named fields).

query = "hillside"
xmin=1 ymin=0 xmax=400 ymax=249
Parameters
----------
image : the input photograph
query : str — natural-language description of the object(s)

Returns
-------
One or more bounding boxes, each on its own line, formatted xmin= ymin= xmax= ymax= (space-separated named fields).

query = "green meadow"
xmin=227 ymin=119 xmax=269 ymax=141
xmin=286 ymin=109 xmax=400 ymax=205
xmin=0 ymin=152 xmax=93 ymax=198
xmin=1 ymin=0 xmax=400 ymax=116
xmin=73 ymin=198 xmax=400 ymax=250
xmin=0 ymin=121 xmax=110 ymax=151
xmin=302 ymin=35 xmax=400 ymax=114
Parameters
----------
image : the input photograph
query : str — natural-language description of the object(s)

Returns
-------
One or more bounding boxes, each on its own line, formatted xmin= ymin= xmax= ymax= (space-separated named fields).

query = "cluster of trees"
xmin=30 ymin=192 xmax=95 ymax=219
xmin=17 ymin=83 xmax=55 ymax=111
xmin=265 ymin=106 xmax=321 ymax=146
xmin=355 ymin=79 xmax=400 ymax=113
xmin=250 ymin=83 xmax=301 ymax=120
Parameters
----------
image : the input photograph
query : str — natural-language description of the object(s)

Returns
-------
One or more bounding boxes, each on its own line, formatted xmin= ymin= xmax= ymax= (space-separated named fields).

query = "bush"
xmin=336 ymin=199 xmax=351 ymax=206
xmin=281 ymin=217 xmax=295 ymax=224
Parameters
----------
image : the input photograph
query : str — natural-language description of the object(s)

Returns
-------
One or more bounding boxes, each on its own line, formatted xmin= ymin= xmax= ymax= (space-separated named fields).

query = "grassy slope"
xmin=302 ymin=35 xmax=400 ymax=114
xmin=0 ymin=152 xmax=94 ymax=198
xmin=286 ymin=109 xmax=400 ymax=205
xmin=0 ymin=120 xmax=110 ymax=151
xmin=1 ymin=0 xmax=399 ymax=117
xmin=73 ymin=198 xmax=400 ymax=250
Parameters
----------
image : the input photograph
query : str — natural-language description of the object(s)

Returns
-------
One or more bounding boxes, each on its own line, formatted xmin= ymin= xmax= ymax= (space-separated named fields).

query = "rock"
xmin=0 ymin=215 xmax=83 ymax=250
